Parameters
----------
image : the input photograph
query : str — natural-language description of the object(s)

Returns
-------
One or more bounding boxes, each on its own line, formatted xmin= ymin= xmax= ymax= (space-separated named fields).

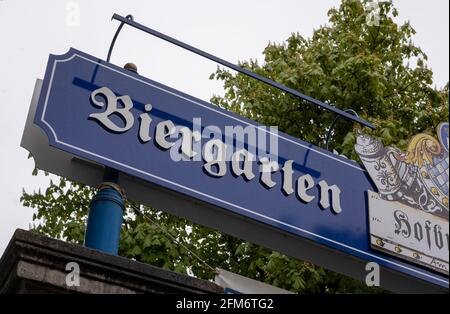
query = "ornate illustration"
xmin=355 ymin=123 xmax=449 ymax=275
xmin=355 ymin=123 xmax=449 ymax=220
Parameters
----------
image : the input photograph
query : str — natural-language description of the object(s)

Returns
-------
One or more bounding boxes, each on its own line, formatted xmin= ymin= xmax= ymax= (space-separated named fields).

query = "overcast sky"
xmin=0 ymin=0 xmax=448 ymax=256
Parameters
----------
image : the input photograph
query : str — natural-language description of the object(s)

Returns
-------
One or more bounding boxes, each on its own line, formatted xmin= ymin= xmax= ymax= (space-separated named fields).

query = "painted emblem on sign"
xmin=355 ymin=123 xmax=449 ymax=275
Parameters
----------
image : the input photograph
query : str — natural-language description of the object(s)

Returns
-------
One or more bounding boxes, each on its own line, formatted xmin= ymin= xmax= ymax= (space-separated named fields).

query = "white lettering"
xmin=318 ymin=180 xmax=343 ymax=214
xmin=138 ymin=104 xmax=153 ymax=143
xmin=297 ymin=174 xmax=315 ymax=203
xmin=155 ymin=120 xmax=176 ymax=150
xmin=89 ymin=87 xmax=134 ymax=133
xmin=282 ymin=160 xmax=294 ymax=195
xmin=231 ymin=149 xmax=255 ymax=181
xmin=259 ymin=157 xmax=279 ymax=188
xmin=203 ymin=139 xmax=227 ymax=177
xmin=88 ymin=87 xmax=345 ymax=215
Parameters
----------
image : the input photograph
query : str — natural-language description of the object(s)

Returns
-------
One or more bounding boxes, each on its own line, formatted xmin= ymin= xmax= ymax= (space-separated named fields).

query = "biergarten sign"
xmin=22 ymin=47 xmax=448 ymax=293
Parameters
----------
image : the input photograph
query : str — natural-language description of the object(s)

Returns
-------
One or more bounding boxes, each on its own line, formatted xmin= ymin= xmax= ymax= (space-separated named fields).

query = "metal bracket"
xmin=107 ymin=14 xmax=134 ymax=62
xmin=108 ymin=13 xmax=375 ymax=130
xmin=324 ymin=109 xmax=359 ymax=151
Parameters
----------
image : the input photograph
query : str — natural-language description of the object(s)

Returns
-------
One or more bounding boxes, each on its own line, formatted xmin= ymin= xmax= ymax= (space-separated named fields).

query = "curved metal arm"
xmin=325 ymin=109 xmax=359 ymax=151
xmin=107 ymin=14 xmax=134 ymax=62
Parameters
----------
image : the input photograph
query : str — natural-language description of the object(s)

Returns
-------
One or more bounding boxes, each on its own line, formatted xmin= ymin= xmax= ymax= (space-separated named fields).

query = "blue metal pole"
xmin=84 ymin=63 xmax=137 ymax=255
xmin=84 ymin=168 xmax=124 ymax=255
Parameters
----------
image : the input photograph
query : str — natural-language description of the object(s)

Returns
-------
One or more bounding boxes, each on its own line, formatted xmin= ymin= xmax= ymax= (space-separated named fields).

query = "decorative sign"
xmin=355 ymin=124 xmax=449 ymax=275
xmin=31 ymin=48 xmax=448 ymax=289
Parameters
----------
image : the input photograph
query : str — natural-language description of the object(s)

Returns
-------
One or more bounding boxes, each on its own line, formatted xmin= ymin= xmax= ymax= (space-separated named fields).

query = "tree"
xmin=21 ymin=0 xmax=447 ymax=293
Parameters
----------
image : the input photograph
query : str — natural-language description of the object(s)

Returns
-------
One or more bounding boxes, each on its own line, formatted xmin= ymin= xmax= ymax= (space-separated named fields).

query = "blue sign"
xmin=34 ymin=48 xmax=448 ymax=288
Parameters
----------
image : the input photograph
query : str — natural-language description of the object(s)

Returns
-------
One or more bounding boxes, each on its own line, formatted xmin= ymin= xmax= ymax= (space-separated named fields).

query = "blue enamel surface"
xmin=34 ymin=48 xmax=448 ymax=288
